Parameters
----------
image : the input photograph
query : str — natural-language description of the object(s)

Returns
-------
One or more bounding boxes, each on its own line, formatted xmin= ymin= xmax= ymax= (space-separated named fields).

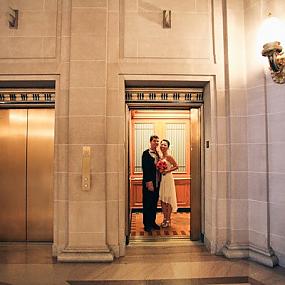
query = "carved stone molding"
xmin=125 ymin=88 xmax=203 ymax=104
xmin=0 ymin=90 xmax=55 ymax=105
xmin=222 ymin=243 xmax=278 ymax=267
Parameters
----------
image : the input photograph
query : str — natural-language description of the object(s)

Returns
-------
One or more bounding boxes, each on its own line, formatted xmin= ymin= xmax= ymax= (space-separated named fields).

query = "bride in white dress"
xmin=158 ymin=139 xmax=178 ymax=228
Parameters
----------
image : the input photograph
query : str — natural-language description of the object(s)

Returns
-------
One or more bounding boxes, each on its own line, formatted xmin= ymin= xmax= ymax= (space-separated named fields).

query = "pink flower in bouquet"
xmin=156 ymin=159 xmax=168 ymax=173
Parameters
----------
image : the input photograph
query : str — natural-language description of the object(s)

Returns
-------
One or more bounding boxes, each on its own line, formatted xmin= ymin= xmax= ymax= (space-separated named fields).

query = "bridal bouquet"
xmin=156 ymin=159 xmax=168 ymax=173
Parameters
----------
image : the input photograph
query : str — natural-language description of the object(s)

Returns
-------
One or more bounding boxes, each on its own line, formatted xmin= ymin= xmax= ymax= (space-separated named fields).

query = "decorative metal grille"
xmin=125 ymin=88 xmax=203 ymax=104
xmin=134 ymin=123 xmax=154 ymax=172
xmin=166 ymin=123 xmax=186 ymax=172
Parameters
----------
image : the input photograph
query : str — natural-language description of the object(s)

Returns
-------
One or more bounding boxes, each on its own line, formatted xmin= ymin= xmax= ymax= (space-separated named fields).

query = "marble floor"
xmin=0 ymin=242 xmax=285 ymax=285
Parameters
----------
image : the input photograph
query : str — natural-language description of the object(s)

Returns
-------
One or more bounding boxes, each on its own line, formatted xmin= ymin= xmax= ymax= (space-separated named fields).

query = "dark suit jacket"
xmin=142 ymin=149 xmax=157 ymax=189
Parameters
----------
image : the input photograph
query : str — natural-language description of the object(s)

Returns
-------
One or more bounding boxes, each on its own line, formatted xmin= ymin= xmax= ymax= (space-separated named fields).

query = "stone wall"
xmin=0 ymin=0 xmax=284 ymax=267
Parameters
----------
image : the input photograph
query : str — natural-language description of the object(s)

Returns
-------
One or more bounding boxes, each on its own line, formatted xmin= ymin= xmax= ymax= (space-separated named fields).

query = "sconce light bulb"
xmin=259 ymin=16 xmax=285 ymax=47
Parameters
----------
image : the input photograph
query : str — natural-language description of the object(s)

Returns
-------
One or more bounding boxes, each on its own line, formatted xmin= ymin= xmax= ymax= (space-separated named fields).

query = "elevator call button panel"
xmin=82 ymin=146 xmax=91 ymax=191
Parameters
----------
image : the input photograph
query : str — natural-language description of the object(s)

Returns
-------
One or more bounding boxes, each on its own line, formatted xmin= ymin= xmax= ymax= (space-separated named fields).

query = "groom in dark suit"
xmin=142 ymin=135 xmax=161 ymax=232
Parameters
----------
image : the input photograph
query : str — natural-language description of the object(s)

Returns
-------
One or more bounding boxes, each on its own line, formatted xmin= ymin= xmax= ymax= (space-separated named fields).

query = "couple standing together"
xmin=142 ymin=135 xmax=178 ymax=232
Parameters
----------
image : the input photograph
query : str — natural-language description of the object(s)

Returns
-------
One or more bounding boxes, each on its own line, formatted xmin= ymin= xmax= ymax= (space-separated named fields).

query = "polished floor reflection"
xmin=130 ymin=212 xmax=190 ymax=240
xmin=0 ymin=243 xmax=285 ymax=285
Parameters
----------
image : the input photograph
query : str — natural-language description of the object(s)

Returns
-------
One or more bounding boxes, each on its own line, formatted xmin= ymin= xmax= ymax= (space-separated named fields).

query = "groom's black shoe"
xmin=152 ymin=223 xmax=160 ymax=230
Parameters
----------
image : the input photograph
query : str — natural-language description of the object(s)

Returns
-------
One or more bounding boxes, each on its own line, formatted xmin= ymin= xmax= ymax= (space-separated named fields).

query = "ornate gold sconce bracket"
xmin=9 ymin=8 xmax=19 ymax=29
xmin=262 ymin=41 xmax=285 ymax=84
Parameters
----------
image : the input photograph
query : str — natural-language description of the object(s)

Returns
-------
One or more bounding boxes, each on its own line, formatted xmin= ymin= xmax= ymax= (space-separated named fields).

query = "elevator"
xmin=0 ymin=108 xmax=55 ymax=242
xmin=125 ymin=86 xmax=203 ymax=243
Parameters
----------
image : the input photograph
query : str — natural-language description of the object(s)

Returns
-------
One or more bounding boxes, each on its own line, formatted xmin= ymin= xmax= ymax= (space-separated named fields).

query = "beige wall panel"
xmin=45 ymin=0 xmax=58 ymax=10
xmin=106 ymin=144 xmax=124 ymax=172
xmin=69 ymin=61 xmax=106 ymax=88
xmin=71 ymin=9 xmax=107 ymax=35
xmin=216 ymin=199 xmax=227 ymax=229
xmin=230 ymin=117 xmax=247 ymax=143
xmin=269 ymin=173 xmax=285 ymax=204
xmin=108 ymin=11 xmax=119 ymax=37
xmin=0 ymin=0 xmax=58 ymax=59
xmin=122 ymin=0 xmax=213 ymax=60
xmin=108 ymin=36 xmax=119 ymax=63
xmin=106 ymin=173 xmax=120 ymax=201
xmin=54 ymin=117 xmax=69 ymax=145
xmin=247 ymin=87 xmax=266 ymax=115
xmin=216 ymin=172 xmax=227 ymax=199
xmin=71 ymin=35 xmax=106 ymax=60
xmin=229 ymin=89 xmax=247 ymax=116
xmin=216 ymin=90 xmax=227 ymax=117
xmin=1 ymin=0 xmax=45 ymax=10
xmin=249 ymin=230 xmax=268 ymax=249
xmin=72 ymin=0 xmax=107 ymax=8
xmin=230 ymin=172 xmax=248 ymax=199
xmin=54 ymin=144 xmax=69 ymax=173
xmin=106 ymin=200 xmax=119 ymax=245
xmin=231 ymin=229 xmax=249 ymax=244
xmin=107 ymin=64 xmax=119 ymax=88
xmin=69 ymin=232 xmax=106 ymax=247
xmin=69 ymin=88 xmax=106 ymax=116
xmin=247 ymin=144 xmax=267 ymax=172
xmin=216 ymin=145 xmax=228 ymax=172
xmin=106 ymin=116 xmax=124 ymax=144
xmin=230 ymin=144 xmax=248 ymax=171
xmin=43 ymin=37 xmax=57 ymax=58
xmin=268 ymin=143 xmax=285 ymax=173
xmin=16 ymin=11 xmax=56 ymax=37
xmin=268 ymin=113 xmax=285 ymax=143
xmin=108 ymin=0 xmax=119 ymax=11
xmin=230 ymin=199 xmax=248 ymax=230
xmin=216 ymin=117 xmax=227 ymax=144
xmin=247 ymin=115 xmax=266 ymax=143
xmin=136 ymin=0 xmax=197 ymax=11
xmin=69 ymin=201 xmax=106 ymax=233
xmin=266 ymin=84 xmax=285 ymax=113
xmin=55 ymin=200 xmax=68 ymax=234
xmin=54 ymin=172 xmax=68 ymax=201
xmin=270 ymin=204 xmax=285 ymax=238
xmin=68 ymin=116 xmax=105 ymax=144
xmin=106 ymin=89 xmax=124 ymax=116
xmin=3 ymin=38 xmax=43 ymax=58
xmin=249 ymin=201 xmax=267 ymax=235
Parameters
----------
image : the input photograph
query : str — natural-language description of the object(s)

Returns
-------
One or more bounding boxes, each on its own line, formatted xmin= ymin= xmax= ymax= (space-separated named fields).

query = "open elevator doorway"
xmin=127 ymin=107 xmax=201 ymax=244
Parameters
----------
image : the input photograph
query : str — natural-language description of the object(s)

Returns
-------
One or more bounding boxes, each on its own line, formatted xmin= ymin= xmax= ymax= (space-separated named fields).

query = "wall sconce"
xmin=260 ymin=15 xmax=285 ymax=84
xmin=163 ymin=10 xmax=171 ymax=29
xmin=9 ymin=8 xmax=19 ymax=29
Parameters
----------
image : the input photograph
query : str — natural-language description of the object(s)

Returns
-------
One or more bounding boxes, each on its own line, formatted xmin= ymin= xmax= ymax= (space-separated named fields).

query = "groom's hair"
xmin=150 ymin=135 xmax=159 ymax=142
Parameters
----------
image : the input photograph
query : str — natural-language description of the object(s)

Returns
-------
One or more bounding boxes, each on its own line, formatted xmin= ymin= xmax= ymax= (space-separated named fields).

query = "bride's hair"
xmin=162 ymin=139 xmax=170 ymax=147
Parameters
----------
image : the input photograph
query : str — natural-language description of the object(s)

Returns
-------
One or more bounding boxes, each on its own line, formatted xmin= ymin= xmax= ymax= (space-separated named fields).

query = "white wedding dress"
xmin=159 ymin=159 xmax=177 ymax=212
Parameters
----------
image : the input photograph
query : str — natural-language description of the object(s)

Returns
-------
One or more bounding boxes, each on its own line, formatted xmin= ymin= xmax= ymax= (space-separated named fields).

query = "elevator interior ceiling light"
xmin=259 ymin=14 xmax=285 ymax=84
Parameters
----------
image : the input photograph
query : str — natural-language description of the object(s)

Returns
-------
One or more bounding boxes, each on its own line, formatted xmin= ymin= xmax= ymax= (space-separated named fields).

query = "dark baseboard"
xmin=131 ymin=207 xmax=191 ymax=213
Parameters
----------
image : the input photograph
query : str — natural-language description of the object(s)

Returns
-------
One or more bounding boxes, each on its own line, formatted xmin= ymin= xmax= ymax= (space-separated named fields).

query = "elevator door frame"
xmin=126 ymin=105 xmax=202 ymax=242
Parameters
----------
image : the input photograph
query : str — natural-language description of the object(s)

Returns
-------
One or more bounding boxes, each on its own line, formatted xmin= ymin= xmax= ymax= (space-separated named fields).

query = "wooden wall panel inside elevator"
xmin=0 ymin=108 xmax=54 ymax=242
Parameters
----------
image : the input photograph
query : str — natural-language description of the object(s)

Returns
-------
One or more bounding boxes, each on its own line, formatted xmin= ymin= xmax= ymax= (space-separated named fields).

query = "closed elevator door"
xmin=0 ymin=108 xmax=54 ymax=241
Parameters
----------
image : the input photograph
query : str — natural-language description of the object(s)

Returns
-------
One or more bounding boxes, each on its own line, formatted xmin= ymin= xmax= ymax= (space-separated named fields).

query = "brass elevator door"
xmin=0 ymin=108 xmax=55 ymax=242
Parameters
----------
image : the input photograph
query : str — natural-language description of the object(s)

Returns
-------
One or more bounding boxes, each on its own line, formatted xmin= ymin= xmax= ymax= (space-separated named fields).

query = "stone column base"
xmin=57 ymin=247 xmax=114 ymax=262
xmin=222 ymin=243 xmax=278 ymax=267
